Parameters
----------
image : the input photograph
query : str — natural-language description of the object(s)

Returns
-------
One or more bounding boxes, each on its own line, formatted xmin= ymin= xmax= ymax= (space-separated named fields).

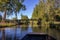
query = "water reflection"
xmin=0 ymin=25 xmax=33 ymax=40
xmin=0 ymin=25 xmax=60 ymax=40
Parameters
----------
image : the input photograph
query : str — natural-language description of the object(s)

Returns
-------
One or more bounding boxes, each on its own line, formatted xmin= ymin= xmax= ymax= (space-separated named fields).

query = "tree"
xmin=0 ymin=0 xmax=26 ymax=40
xmin=32 ymin=0 xmax=60 ymax=30
xmin=0 ymin=15 xmax=2 ymax=22
xmin=21 ymin=14 xmax=29 ymax=25
xmin=32 ymin=0 xmax=45 ymax=19
xmin=32 ymin=5 xmax=39 ymax=19
xmin=32 ymin=0 xmax=46 ymax=27
xmin=21 ymin=14 xmax=28 ymax=19
xmin=0 ymin=0 xmax=26 ymax=21
xmin=32 ymin=0 xmax=60 ymax=21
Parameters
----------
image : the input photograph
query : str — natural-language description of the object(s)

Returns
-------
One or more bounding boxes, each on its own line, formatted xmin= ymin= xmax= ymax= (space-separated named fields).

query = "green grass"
xmin=0 ymin=23 xmax=16 ymax=27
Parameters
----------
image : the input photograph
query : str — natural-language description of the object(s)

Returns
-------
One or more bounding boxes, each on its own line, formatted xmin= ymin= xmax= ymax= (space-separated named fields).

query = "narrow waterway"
xmin=0 ymin=25 xmax=60 ymax=40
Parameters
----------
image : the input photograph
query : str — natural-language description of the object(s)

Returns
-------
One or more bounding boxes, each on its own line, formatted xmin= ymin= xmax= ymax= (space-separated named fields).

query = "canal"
xmin=0 ymin=25 xmax=60 ymax=40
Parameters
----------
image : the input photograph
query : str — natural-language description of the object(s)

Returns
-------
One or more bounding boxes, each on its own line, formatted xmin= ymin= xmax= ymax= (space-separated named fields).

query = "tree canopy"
xmin=21 ymin=14 xmax=28 ymax=19
xmin=32 ymin=0 xmax=60 ymax=21
xmin=0 ymin=0 xmax=26 ymax=20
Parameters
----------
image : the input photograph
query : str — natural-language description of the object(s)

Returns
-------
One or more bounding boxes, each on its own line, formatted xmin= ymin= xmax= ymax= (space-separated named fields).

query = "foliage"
xmin=21 ymin=14 xmax=28 ymax=19
xmin=0 ymin=15 xmax=2 ymax=22
xmin=32 ymin=0 xmax=60 ymax=30
xmin=0 ymin=23 xmax=16 ymax=27
xmin=0 ymin=0 xmax=26 ymax=20
xmin=32 ymin=0 xmax=60 ymax=21
xmin=32 ymin=0 xmax=45 ymax=19
xmin=21 ymin=14 xmax=29 ymax=25
xmin=13 ymin=17 xmax=17 ymax=20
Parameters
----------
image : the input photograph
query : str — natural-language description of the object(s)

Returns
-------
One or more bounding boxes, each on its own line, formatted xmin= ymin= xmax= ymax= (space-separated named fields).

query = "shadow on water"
xmin=21 ymin=33 xmax=56 ymax=40
xmin=0 ymin=25 xmax=59 ymax=40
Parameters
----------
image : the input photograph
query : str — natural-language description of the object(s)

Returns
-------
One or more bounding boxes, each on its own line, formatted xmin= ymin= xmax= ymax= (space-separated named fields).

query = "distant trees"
xmin=21 ymin=14 xmax=28 ymax=19
xmin=21 ymin=14 xmax=29 ymax=25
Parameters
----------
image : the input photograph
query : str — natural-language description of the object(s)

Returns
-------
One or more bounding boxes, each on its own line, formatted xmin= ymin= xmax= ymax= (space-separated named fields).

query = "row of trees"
xmin=32 ymin=0 xmax=60 ymax=30
xmin=32 ymin=0 xmax=60 ymax=21
xmin=21 ymin=14 xmax=28 ymax=19
xmin=0 ymin=0 xmax=26 ymax=22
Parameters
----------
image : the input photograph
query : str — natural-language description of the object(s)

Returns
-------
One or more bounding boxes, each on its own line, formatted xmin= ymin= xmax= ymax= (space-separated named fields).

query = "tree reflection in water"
xmin=0 ymin=25 xmax=59 ymax=40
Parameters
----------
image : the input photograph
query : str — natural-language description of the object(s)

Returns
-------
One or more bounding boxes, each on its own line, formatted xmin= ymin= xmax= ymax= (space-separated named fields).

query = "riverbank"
xmin=0 ymin=23 xmax=16 ymax=27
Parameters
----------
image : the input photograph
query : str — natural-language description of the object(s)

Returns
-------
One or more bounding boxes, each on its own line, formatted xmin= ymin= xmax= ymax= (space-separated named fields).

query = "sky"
xmin=17 ymin=0 xmax=39 ymax=19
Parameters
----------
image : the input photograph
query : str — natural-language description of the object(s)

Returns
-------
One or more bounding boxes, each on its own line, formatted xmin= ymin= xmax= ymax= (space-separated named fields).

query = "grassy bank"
xmin=0 ymin=23 xmax=16 ymax=27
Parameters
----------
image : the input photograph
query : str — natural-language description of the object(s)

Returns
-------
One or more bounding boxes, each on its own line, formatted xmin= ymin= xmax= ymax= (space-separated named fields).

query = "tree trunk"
xmin=15 ymin=13 xmax=17 ymax=24
xmin=15 ymin=13 xmax=17 ymax=20
xmin=2 ymin=8 xmax=6 ymax=22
